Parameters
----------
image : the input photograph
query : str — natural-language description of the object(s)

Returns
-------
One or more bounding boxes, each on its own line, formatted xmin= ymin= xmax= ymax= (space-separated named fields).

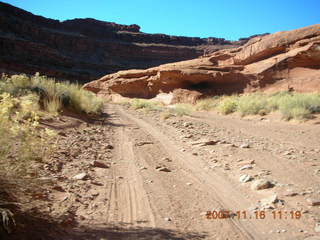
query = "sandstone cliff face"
xmin=0 ymin=2 xmax=244 ymax=82
xmin=84 ymin=24 xmax=320 ymax=100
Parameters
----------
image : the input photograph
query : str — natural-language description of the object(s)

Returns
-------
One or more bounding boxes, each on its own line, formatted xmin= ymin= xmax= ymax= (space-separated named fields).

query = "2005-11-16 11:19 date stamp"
xmin=205 ymin=210 xmax=302 ymax=220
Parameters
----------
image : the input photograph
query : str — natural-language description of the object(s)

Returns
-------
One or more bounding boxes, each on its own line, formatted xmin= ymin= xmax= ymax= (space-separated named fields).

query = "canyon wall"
xmin=0 ymin=2 xmax=246 ymax=82
xmin=83 ymin=24 xmax=320 ymax=100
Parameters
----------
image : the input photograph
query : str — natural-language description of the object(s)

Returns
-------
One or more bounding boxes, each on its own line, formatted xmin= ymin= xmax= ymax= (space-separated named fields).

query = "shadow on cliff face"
xmin=185 ymin=74 xmax=254 ymax=97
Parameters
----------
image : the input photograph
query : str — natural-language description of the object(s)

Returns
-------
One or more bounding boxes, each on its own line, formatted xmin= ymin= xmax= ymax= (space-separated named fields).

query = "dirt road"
xmin=39 ymin=104 xmax=320 ymax=240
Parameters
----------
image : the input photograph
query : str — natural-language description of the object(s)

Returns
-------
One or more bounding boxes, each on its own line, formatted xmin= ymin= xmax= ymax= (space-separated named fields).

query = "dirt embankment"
xmin=4 ymin=104 xmax=320 ymax=240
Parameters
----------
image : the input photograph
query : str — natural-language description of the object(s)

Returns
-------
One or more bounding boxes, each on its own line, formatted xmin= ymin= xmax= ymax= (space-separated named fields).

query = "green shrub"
xmin=237 ymin=94 xmax=269 ymax=116
xmin=131 ymin=99 xmax=151 ymax=109
xmin=130 ymin=99 xmax=163 ymax=112
xmin=210 ymin=92 xmax=320 ymax=120
xmin=281 ymin=107 xmax=312 ymax=121
xmin=0 ymin=73 xmax=104 ymax=115
xmin=0 ymin=93 xmax=57 ymax=176
xmin=216 ymin=96 xmax=238 ymax=115
xmin=277 ymin=93 xmax=320 ymax=120
xmin=44 ymin=96 xmax=61 ymax=115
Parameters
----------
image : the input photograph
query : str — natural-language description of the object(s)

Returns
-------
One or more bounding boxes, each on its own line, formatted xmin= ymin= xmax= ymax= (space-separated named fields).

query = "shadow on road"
xmin=4 ymin=217 xmax=208 ymax=240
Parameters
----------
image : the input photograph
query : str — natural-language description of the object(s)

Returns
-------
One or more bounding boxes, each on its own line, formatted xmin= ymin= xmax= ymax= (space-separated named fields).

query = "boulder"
xmin=251 ymin=179 xmax=273 ymax=190
xmin=171 ymin=89 xmax=204 ymax=104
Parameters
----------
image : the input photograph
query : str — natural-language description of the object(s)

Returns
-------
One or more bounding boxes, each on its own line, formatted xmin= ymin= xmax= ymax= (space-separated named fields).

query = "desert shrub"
xmin=0 ymin=92 xmax=57 ymax=235
xmin=195 ymin=98 xmax=219 ymax=111
xmin=277 ymin=93 xmax=320 ymax=120
xmin=281 ymin=107 xmax=312 ymax=121
xmin=130 ymin=99 xmax=163 ymax=112
xmin=44 ymin=96 xmax=61 ymax=115
xmin=18 ymin=94 xmax=41 ymax=120
xmin=130 ymin=99 xmax=149 ymax=109
xmin=171 ymin=103 xmax=193 ymax=116
xmin=216 ymin=96 xmax=238 ymax=115
xmin=0 ymin=93 xmax=57 ymax=176
xmin=237 ymin=94 xmax=270 ymax=116
xmin=31 ymin=74 xmax=56 ymax=98
xmin=214 ymin=92 xmax=320 ymax=120
xmin=0 ymin=73 xmax=104 ymax=115
xmin=67 ymin=86 xmax=104 ymax=114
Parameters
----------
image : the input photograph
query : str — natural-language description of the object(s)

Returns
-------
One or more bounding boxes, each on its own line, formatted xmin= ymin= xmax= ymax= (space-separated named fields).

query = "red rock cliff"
xmin=0 ymin=2 xmax=247 ymax=82
xmin=83 ymin=24 xmax=320 ymax=98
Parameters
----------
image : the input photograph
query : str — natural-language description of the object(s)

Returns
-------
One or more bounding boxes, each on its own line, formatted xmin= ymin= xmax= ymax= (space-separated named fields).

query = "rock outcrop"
xmin=0 ymin=2 xmax=245 ymax=82
xmin=84 ymin=24 xmax=320 ymax=100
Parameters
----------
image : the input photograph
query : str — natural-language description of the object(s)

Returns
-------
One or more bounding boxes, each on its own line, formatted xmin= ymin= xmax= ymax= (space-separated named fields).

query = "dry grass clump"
xmin=237 ymin=93 xmax=269 ymax=116
xmin=170 ymin=103 xmax=194 ymax=116
xmin=195 ymin=98 xmax=219 ymax=111
xmin=216 ymin=96 xmax=238 ymax=115
xmin=0 ymin=93 xmax=57 ymax=176
xmin=195 ymin=92 xmax=320 ymax=121
xmin=125 ymin=98 xmax=194 ymax=119
xmin=0 ymin=92 xmax=58 ymax=234
xmin=130 ymin=99 xmax=163 ymax=112
xmin=276 ymin=93 xmax=320 ymax=120
xmin=0 ymin=73 xmax=104 ymax=115
xmin=0 ymin=72 xmax=106 ymax=235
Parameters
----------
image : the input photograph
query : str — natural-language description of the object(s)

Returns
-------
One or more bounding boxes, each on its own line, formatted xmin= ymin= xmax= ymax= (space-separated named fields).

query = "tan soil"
xmin=5 ymin=104 xmax=320 ymax=240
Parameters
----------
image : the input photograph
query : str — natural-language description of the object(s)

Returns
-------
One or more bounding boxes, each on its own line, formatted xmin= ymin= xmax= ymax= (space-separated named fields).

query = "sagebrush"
xmin=0 ymin=73 xmax=104 ymax=115
xmin=195 ymin=91 xmax=320 ymax=121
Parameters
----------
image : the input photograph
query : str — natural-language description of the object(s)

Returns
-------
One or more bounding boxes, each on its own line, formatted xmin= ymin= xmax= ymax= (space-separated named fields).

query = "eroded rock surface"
xmin=0 ymin=2 xmax=245 ymax=82
xmin=84 ymin=24 xmax=320 ymax=101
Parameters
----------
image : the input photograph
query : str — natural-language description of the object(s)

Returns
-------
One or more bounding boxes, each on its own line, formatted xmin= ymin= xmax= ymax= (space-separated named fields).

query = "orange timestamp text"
xmin=205 ymin=210 xmax=302 ymax=220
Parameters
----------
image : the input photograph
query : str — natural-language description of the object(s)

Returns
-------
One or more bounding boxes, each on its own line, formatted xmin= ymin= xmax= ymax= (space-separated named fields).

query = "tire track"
xmin=105 ymin=115 xmax=156 ymax=228
xmin=111 ymin=104 xmax=262 ymax=240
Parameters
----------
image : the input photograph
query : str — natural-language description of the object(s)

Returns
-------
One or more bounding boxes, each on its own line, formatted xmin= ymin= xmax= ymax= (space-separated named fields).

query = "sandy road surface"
xmin=88 ymin=104 xmax=319 ymax=240
xmin=22 ymin=104 xmax=319 ymax=240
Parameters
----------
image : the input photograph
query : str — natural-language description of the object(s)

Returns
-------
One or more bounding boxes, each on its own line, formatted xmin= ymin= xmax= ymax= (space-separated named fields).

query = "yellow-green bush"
xmin=194 ymin=92 xmax=320 ymax=121
xmin=237 ymin=94 xmax=270 ymax=116
xmin=0 ymin=93 xmax=56 ymax=176
xmin=216 ymin=96 xmax=238 ymax=115
xmin=0 ymin=73 xmax=104 ymax=115
xmin=130 ymin=99 xmax=163 ymax=111
xmin=277 ymin=93 xmax=320 ymax=120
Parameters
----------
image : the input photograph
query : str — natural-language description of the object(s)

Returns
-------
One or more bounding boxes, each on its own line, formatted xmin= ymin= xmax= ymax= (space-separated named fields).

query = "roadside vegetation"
xmin=122 ymin=91 xmax=320 ymax=122
xmin=123 ymin=99 xmax=194 ymax=118
xmin=0 ymin=72 xmax=104 ymax=177
xmin=0 ymin=73 xmax=104 ymax=235
xmin=0 ymin=73 xmax=104 ymax=115
xmin=195 ymin=92 xmax=320 ymax=121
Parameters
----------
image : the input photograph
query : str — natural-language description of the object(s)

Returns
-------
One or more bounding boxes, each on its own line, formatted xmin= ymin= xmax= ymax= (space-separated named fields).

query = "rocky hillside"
xmin=84 ymin=24 xmax=320 ymax=99
xmin=0 ymin=2 xmax=248 ymax=82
